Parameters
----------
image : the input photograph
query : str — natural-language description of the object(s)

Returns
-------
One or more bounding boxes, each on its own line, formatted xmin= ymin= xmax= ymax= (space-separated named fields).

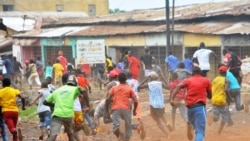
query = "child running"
xmin=169 ymin=72 xmax=187 ymax=131
xmin=29 ymin=81 xmax=52 ymax=140
xmin=207 ymin=65 xmax=230 ymax=134
xmin=0 ymin=78 xmax=26 ymax=141
xmin=126 ymin=71 xmax=146 ymax=139
xmin=138 ymin=71 xmax=172 ymax=137
xmin=46 ymin=76 xmax=56 ymax=93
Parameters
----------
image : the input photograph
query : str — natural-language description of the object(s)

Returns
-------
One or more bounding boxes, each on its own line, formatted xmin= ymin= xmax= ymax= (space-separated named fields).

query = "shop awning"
xmin=0 ymin=38 xmax=12 ymax=48
xmin=13 ymin=39 xmax=38 ymax=46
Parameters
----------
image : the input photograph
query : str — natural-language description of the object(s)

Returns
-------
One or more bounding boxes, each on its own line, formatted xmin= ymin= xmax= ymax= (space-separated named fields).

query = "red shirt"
xmin=113 ymin=68 xmax=122 ymax=74
xmin=182 ymin=74 xmax=211 ymax=106
xmin=77 ymin=75 xmax=89 ymax=89
xmin=169 ymin=80 xmax=185 ymax=100
xmin=127 ymin=56 xmax=140 ymax=79
xmin=223 ymin=53 xmax=241 ymax=69
xmin=57 ymin=55 xmax=68 ymax=73
xmin=81 ymin=64 xmax=91 ymax=75
xmin=109 ymin=84 xmax=136 ymax=110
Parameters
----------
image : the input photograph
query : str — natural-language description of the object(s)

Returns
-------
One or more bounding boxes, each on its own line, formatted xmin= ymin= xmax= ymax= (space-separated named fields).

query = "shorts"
xmin=74 ymin=111 xmax=84 ymax=125
xmin=54 ymin=75 xmax=62 ymax=84
xmin=38 ymin=111 xmax=51 ymax=128
xmin=150 ymin=106 xmax=165 ymax=120
xmin=14 ymin=73 xmax=22 ymax=81
xmin=212 ymin=105 xmax=229 ymax=123
xmin=144 ymin=69 xmax=152 ymax=77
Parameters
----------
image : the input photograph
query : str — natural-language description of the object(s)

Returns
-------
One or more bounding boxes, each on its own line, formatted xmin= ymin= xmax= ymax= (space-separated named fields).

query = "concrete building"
xmin=0 ymin=0 xmax=109 ymax=16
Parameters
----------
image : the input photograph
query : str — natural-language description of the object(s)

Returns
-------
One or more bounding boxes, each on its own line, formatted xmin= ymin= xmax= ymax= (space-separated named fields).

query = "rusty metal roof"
xmin=12 ymin=39 xmax=38 ymax=46
xmin=214 ymin=22 xmax=250 ymax=35
xmin=43 ymin=0 xmax=250 ymax=26
xmin=67 ymin=25 xmax=157 ymax=36
xmin=0 ymin=38 xmax=12 ymax=47
xmin=12 ymin=21 xmax=250 ymax=38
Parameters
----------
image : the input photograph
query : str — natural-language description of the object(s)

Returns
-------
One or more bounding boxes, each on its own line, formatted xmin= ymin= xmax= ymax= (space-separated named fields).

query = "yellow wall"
xmin=106 ymin=35 xmax=146 ymax=47
xmin=184 ymin=33 xmax=221 ymax=47
xmin=0 ymin=0 xmax=109 ymax=15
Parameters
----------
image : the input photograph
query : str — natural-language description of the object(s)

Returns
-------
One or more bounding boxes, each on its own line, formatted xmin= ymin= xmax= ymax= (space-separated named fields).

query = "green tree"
xmin=109 ymin=8 xmax=125 ymax=14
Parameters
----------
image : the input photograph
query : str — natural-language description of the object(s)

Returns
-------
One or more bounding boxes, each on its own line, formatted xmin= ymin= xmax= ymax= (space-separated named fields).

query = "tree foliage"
xmin=109 ymin=8 xmax=125 ymax=14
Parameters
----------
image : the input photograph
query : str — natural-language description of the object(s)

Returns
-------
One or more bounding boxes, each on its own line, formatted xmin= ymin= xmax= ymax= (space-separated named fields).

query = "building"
xmin=11 ymin=0 xmax=250 ymax=79
xmin=0 ymin=0 xmax=109 ymax=16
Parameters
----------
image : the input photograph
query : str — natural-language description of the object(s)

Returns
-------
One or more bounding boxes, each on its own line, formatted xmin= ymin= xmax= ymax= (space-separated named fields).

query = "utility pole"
xmin=23 ymin=15 xmax=27 ymax=32
xmin=172 ymin=0 xmax=175 ymax=52
xmin=166 ymin=0 xmax=170 ymax=56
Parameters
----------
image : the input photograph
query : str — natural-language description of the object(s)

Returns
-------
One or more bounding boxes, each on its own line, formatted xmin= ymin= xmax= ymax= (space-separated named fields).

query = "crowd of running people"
xmin=0 ymin=42 xmax=248 ymax=141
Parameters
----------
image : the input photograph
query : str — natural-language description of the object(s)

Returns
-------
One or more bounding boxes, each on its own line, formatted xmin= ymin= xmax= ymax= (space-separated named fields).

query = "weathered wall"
xmin=0 ymin=0 xmax=109 ymax=15
xmin=184 ymin=33 xmax=221 ymax=47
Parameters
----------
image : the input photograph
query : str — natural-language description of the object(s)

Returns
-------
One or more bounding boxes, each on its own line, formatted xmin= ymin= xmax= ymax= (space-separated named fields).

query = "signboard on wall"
xmin=46 ymin=38 xmax=63 ymax=46
xmin=76 ymin=39 xmax=105 ymax=64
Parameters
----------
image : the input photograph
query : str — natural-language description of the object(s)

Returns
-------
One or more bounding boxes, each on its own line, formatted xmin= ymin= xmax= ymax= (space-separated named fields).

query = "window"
xmin=88 ymin=4 xmax=96 ymax=17
xmin=3 ymin=5 xmax=14 ymax=11
xmin=56 ymin=5 xmax=64 ymax=12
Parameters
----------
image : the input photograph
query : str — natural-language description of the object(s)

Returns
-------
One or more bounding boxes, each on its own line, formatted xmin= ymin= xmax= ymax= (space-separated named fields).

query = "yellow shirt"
xmin=0 ymin=87 xmax=20 ymax=112
xmin=105 ymin=58 xmax=113 ymax=72
xmin=53 ymin=63 xmax=64 ymax=76
xmin=28 ymin=63 xmax=37 ymax=73
xmin=212 ymin=76 xmax=226 ymax=106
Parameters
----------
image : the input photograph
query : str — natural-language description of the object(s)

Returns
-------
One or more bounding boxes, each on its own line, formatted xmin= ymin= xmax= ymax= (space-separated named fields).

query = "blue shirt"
xmin=183 ymin=58 xmax=193 ymax=73
xmin=226 ymin=71 xmax=240 ymax=90
xmin=45 ymin=66 xmax=53 ymax=78
xmin=148 ymin=81 xmax=165 ymax=108
xmin=117 ymin=62 xmax=125 ymax=71
xmin=165 ymin=55 xmax=179 ymax=72
xmin=3 ymin=59 xmax=14 ymax=74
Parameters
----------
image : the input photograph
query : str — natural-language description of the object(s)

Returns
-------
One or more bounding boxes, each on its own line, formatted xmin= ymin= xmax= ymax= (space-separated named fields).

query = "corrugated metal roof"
xmin=2 ymin=17 xmax=35 ymax=32
xmin=174 ymin=22 xmax=233 ymax=34
xmin=11 ymin=21 xmax=250 ymax=38
xmin=12 ymin=39 xmax=38 ymax=46
xmin=0 ymin=38 xmax=12 ymax=48
xmin=43 ymin=0 xmax=250 ymax=26
xmin=67 ymin=25 xmax=157 ymax=36
xmin=68 ymin=21 xmax=250 ymax=35
xmin=35 ymin=26 xmax=81 ymax=37
xmin=214 ymin=22 xmax=250 ymax=35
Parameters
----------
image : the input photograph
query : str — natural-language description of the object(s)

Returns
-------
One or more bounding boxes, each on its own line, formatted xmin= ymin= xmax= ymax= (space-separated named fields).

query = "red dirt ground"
xmin=9 ymin=80 xmax=250 ymax=141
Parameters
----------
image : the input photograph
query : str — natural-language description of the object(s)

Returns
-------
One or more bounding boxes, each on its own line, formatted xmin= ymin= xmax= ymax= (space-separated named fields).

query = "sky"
xmin=109 ymin=0 xmax=237 ymax=11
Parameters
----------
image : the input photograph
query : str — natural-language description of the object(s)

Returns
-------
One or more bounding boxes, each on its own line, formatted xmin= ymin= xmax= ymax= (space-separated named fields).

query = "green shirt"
xmin=46 ymin=85 xmax=80 ymax=117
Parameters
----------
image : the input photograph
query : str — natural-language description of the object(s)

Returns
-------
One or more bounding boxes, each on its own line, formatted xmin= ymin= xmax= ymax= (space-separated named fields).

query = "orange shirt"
xmin=77 ymin=75 xmax=89 ymax=89
xmin=0 ymin=87 xmax=20 ymax=112
xmin=81 ymin=64 xmax=91 ymax=75
xmin=109 ymin=84 xmax=136 ymax=110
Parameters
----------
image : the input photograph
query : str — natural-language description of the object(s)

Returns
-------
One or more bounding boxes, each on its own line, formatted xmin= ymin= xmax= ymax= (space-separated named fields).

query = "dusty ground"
xmin=8 ymin=81 xmax=250 ymax=141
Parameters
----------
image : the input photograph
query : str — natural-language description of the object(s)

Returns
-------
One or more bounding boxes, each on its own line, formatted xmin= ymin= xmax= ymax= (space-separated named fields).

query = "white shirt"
xmin=37 ymin=88 xmax=51 ymax=113
xmin=94 ymin=99 xmax=106 ymax=116
xmin=74 ymin=97 xmax=82 ymax=112
xmin=48 ymin=84 xmax=56 ymax=93
xmin=0 ymin=58 xmax=6 ymax=74
xmin=193 ymin=48 xmax=212 ymax=70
